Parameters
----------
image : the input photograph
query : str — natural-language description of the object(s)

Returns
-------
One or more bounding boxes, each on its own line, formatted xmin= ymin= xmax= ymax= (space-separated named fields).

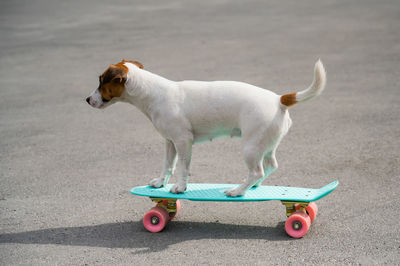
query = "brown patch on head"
xmin=98 ymin=61 xmax=129 ymax=102
xmin=97 ymin=59 xmax=144 ymax=102
xmin=280 ymin=92 xmax=297 ymax=107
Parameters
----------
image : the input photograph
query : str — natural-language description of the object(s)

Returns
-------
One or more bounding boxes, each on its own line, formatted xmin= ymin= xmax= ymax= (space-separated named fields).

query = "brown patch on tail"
xmin=280 ymin=93 xmax=297 ymax=107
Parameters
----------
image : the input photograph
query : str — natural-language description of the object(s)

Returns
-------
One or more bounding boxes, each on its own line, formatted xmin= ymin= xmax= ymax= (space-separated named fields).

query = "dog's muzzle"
xmin=86 ymin=90 xmax=103 ymax=108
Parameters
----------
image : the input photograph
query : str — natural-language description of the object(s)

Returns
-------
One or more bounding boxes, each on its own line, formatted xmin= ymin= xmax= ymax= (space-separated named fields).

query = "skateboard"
xmin=130 ymin=180 xmax=338 ymax=238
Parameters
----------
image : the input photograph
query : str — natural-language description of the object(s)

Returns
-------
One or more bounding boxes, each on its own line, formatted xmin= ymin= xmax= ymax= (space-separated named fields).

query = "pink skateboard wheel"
xmin=143 ymin=206 xmax=169 ymax=233
xmin=296 ymin=202 xmax=318 ymax=223
xmin=169 ymin=199 xmax=181 ymax=220
xmin=285 ymin=212 xmax=311 ymax=238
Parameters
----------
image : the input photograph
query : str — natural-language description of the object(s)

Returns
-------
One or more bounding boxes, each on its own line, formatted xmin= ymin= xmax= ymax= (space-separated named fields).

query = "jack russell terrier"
xmin=86 ymin=59 xmax=326 ymax=197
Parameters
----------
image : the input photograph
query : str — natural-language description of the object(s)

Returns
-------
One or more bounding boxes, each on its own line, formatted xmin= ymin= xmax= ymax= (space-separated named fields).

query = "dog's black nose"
xmin=86 ymin=97 xmax=90 ymax=104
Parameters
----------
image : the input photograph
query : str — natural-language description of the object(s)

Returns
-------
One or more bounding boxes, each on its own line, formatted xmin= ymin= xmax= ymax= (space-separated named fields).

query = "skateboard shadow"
xmin=0 ymin=220 xmax=288 ymax=253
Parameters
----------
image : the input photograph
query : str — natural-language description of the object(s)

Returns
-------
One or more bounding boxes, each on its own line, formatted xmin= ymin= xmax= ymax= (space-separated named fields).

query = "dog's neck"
xmin=123 ymin=63 xmax=176 ymax=119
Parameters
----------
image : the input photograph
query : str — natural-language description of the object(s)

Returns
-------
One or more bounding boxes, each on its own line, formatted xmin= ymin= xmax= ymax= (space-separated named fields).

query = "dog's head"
xmin=86 ymin=59 xmax=143 ymax=108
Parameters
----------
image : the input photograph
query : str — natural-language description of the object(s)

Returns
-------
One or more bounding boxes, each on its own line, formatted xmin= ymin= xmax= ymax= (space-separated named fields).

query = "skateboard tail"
xmin=312 ymin=180 xmax=339 ymax=201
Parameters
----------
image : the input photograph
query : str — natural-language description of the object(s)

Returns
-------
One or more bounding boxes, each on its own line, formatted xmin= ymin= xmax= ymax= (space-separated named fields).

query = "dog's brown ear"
xmin=122 ymin=59 xmax=144 ymax=69
xmin=132 ymin=61 xmax=144 ymax=69
xmin=103 ymin=64 xmax=128 ymax=84
xmin=112 ymin=73 xmax=126 ymax=84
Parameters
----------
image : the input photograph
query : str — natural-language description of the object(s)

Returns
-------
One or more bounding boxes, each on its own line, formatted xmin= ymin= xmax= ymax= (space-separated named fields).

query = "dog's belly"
xmin=193 ymin=126 xmax=241 ymax=143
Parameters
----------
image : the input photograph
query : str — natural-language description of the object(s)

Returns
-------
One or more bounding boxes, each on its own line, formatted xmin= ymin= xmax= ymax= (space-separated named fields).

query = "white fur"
xmin=295 ymin=60 xmax=326 ymax=103
xmin=88 ymin=60 xmax=326 ymax=197
xmin=87 ymin=89 xmax=103 ymax=108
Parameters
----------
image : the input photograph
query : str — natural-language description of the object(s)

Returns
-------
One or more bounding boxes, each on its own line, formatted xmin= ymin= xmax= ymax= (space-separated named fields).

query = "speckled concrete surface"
xmin=0 ymin=0 xmax=399 ymax=264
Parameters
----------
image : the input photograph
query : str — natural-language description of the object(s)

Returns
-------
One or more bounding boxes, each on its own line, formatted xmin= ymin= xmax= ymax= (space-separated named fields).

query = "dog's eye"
xmin=102 ymin=98 xmax=110 ymax=103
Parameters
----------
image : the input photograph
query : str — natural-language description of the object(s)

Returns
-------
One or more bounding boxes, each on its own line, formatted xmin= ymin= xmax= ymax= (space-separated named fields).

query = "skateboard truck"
xmin=281 ymin=201 xmax=309 ymax=217
xmin=150 ymin=197 xmax=179 ymax=215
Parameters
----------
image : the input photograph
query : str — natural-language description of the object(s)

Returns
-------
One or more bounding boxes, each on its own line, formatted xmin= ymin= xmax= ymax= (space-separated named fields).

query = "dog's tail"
xmin=280 ymin=59 xmax=326 ymax=107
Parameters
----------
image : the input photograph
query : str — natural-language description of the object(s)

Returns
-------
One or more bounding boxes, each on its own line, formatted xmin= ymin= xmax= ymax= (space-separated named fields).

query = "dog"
xmin=86 ymin=59 xmax=326 ymax=197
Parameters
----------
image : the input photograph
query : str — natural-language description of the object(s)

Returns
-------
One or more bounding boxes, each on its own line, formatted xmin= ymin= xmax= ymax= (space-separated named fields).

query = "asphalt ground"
xmin=0 ymin=0 xmax=399 ymax=265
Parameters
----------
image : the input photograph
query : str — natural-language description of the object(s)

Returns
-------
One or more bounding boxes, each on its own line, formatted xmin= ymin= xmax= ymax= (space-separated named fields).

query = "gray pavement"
xmin=1 ymin=0 xmax=399 ymax=264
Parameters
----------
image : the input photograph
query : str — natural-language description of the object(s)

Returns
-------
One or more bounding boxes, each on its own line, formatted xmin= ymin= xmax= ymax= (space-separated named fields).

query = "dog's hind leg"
xmin=149 ymin=139 xmax=177 ymax=188
xmin=225 ymin=144 xmax=265 ymax=197
xmin=252 ymin=114 xmax=290 ymax=187
xmin=252 ymin=150 xmax=278 ymax=187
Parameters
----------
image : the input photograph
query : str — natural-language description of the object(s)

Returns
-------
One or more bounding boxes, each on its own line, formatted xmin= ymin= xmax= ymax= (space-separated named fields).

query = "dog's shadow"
xmin=0 ymin=220 xmax=289 ymax=253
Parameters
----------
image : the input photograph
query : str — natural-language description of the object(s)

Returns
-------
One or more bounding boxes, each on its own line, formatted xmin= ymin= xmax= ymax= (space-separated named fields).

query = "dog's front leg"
xmin=149 ymin=139 xmax=177 ymax=188
xmin=170 ymin=139 xmax=193 ymax=194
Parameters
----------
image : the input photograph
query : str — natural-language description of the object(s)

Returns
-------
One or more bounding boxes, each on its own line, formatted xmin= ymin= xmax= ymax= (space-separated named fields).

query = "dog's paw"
xmin=224 ymin=187 xmax=244 ymax=197
xmin=149 ymin=178 xmax=164 ymax=188
xmin=170 ymin=183 xmax=187 ymax=194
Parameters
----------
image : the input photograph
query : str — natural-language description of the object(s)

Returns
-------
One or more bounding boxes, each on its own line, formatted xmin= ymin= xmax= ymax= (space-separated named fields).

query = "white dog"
xmin=86 ymin=59 xmax=326 ymax=197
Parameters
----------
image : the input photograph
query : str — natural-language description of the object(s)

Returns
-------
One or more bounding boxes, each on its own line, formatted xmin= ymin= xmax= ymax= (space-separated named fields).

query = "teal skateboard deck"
xmin=131 ymin=181 xmax=338 ymax=202
xmin=130 ymin=180 xmax=339 ymax=238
